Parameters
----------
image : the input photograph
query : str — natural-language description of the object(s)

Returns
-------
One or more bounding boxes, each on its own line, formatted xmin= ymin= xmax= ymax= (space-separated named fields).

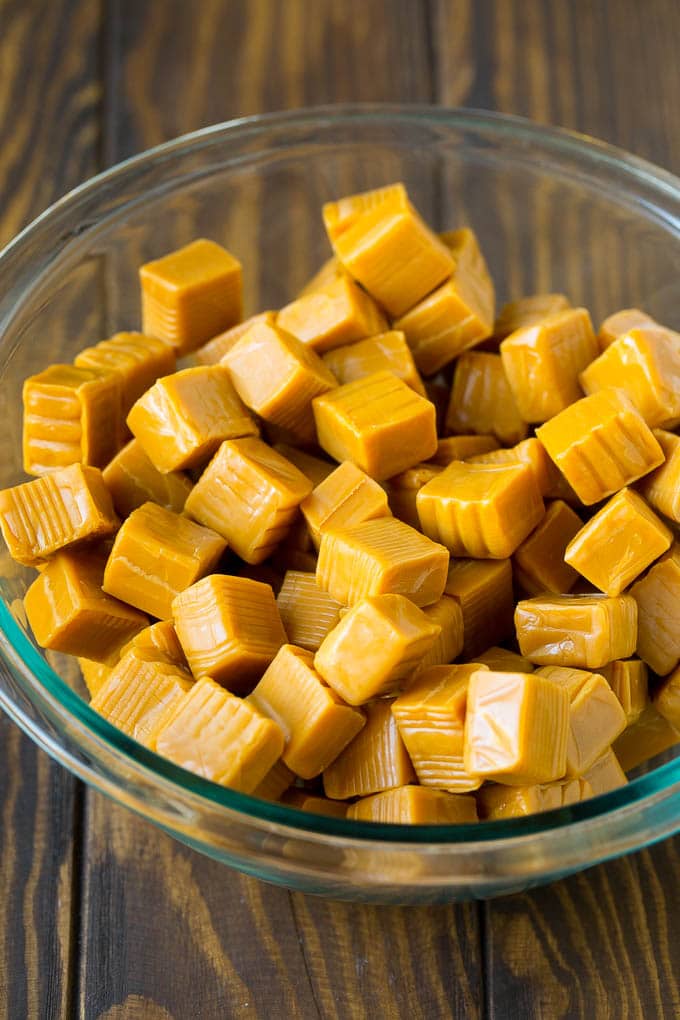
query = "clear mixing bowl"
xmin=1 ymin=106 xmax=680 ymax=903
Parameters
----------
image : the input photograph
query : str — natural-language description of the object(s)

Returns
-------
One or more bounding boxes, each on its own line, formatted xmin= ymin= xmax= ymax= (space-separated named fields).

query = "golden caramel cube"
xmin=515 ymin=593 xmax=638 ymax=669
xmin=0 ymin=463 xmax=118 ymax=567
xmin=492 ymin=293 xmax=571 ymax=342
xmin=629 ymin=546 xmax=680 ymax=675
xmin=597 ymin=308 xmax=660 ymax=350
xmin=391 ymin=663 xmax=487 ymax=792
xmin=322 ymin=182 xmax=408 ymax=241
xmin=445 ymin=351 xmax=529 ymax=445
xmin=249 ymin=645 xmax=365 ymax=778
xmin=172 ymin=574 xmax=287 ymax=693
xmin=78 ymin=658 xmax=111 ymax=698
xmin=500 ymin=308 xmax=598 ymax=422
xmin=599 ymin=659 xmax=648 ymax=725
xmin=331 ymin=190 xmax=454 ymax=317
xmin=323 ymin=699 xmax=415 ymax=799
xmin=223 ymin=319 xmax=336 ymax=445
xmin=194 ymin=311 xmax=276 ymax=366
xmin=580 ymin=327 xmax=680 ymax=428
xmin=24 ymin=549 xmax=147 ymax=664
xmin=277 ymin=274 xmax=387 ymax=353
xmin=429 ymin=435 xmax=499 ymax=465
xmin=417 ymin=460 xmax=544 ymax=559
xmin=467 ymin=437 xmax=559 ymax=498
xmin=418 ymin=595 xmax=464 ymax=670
xmin=140 ymin=239 xmax=242 ymax=354
xmin=322 ymin=330 xmax=426 ymax=395
xmin=272 ymin=444 xmax=335 ymax=488
xmin=122 ymin=619 xmax=187 ymax=667
xmin=314 ymin=594 xmax=441 ymax=705
xmin=155 ymin=677 xmax=285 ymax=791
xmin=316 ymin=517 xmax=449 ymax=608
xmin=102 ymin=439 xmax=193 ymax=518
xmin=23 ymin=363 xmax=121 ymax=475
xmin=638 ymin=429 xmax=680 ymax=522
xmin=386 ymin=464 xmax=443 ymax=530
xmin=535 ymin=388 xmax=664 ymax=505
xmin=275 ymin=570 xmax=343 ymax=652
xmin=251 ymin=760 xmax=295 ymax=802
xmin=185 ymin=438 xmax=313 ymax=565
xmin=580 ymin=749 xmax=627 ymax=796
xmin=613 ymin=703 xmax=680 ymax=772
xmin=312 ymin=371 xmax=437 ymax=481
xmin=476 ymin=647 xmax=534 ymax=672
xmin=348 ymin=785 xmax=478 ymax=824
xmin=653 ymin=665 xmax=680 ymax=730
xmin=477 ymin=780 xmax=580 ymax=819
xmin=300 ymin=460 xmax=391 ymax=548
xmin=103 ymin=501 xmax=226 ymax=619
xmin=444 ymin=559 xmax=514 ymax=658
xmin=565 ymin=488 xmax=671 ymax=596
xmin=513 ymin=499 xmax=582 ymax=596
xmin=464 ymin=670 xmax=569 ymax=784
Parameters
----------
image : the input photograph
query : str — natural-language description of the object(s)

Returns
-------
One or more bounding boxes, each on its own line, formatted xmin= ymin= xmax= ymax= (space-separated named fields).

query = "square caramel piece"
xmin=102 ymin=439 xmax=193 ymax=518
xmin=323 ymin=699 xmax=415 ymax=799
xmin=445 ymin=352 xmax=529 ymax=445
xmin=535 ymin=387 xmax=664 ymax=505
xmin=195 ymin=311 xmax=276 ymax=366
xmin=275 ymin=570 xmax=344 ymax=652
xmin=386 ymin=464 xmax=443 ymax=530
xmin=322 ymin=330 xmax=426 ymax=395
xmin=140 ymin=238 xmax=242 ymax=354
xmin=653 ymin=665 xmax=680 ymax=730
xmin=277 ymin=274 xmax=387 ymax=353
xmin=638 ymin=429 xmax=680 ymax=522
xmin=464 ymin=670 xmax=569 ymax=785
xmin=477 ymin=780 xmax=579 ymax=820
xmin=348 ymin=785 xmax=478 ymax=824
xmin=322 ymin=182 xmax=408 ymax=241
xmin=444 ymin=558 xmax=514 ymax=658
xmin=580 ymin=749 xmax=628 ymax=796
xmin=300 ymin=460 xmax=391 ymax=548
xmin=184 ymin=438 xmax=313 ymax=564
xmin=597 ymin=308 xmax=660 ymax=350
xmin=127 ymin=365 xmax=258 ymax=473
xmin=599 ymin=659 xmax=648 ymax=725
xmin=514 ymin=593 xmax=638 ymax=669
xmin=513 ymin=499 xmax=583 ymax=596
xmin=492 ymin=293 xmax=571 ymax=343
xmin=103 ymin=501 xmax=226 ymax=619
xmin=564 ymin=488 xmax=672 ymax=596
xmin=172 ymin=574 xmax=287 ymax=694
xmin=316 ymin=517 xmax=449 ymax=608
xmin=629 ymin=545 xmax=680 ymax=675
xmin=476 ymin=647 xmax=535 ymax=672
xmin=418 ymin=595 xmax=465 ymax=670
xmin=312 ymin=371 xmax=437 ymax=480
xmin=467 ymin=437 xmax=559 ymax=498
xmin=613 ymin=702 xmax=680 ymax=773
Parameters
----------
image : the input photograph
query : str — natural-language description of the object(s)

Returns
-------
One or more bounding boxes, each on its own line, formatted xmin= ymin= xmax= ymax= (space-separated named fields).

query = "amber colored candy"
xmin=391 ymin=663 xmax=487 ymax=792
xmin=386 ymin=464 xmax=443 ymax=530
xmin=393 ymin=228 xmax=495 ymax=375
xmin=476 ymin=647 xmax=534 ymax=672
xmin=102 ymin=439 xmax=193 ymax=518
xmin=0 ymin=463 xmax=119 ymax=567
xmin=417 ymin=460 xmax=544 ymax=559
xmin=271 ymin=444 xmax=334 ymax=488
xmin=598 ymin=308 xmax=661 ymax=349
xmin=418 ymin=595 xmax=464 ymax=670
xmin=500 ymin=307 xmax=598 ymax=422
xmin=348 ymin=785 xmax=478 ymax=824
xmin=297 ymin=255 xmax=345 ymax=297
xmin=477 ymin=779 xmax=580 ymax=819
xmin=322 ymin=330 xmax=426 ymax=395
xmin=275 ymin=571 xmax=343 ymax=652
xmin=514 ymin=593 xmax=638 ymax=669
xmin=103 ymin=501 xmax=226 ymax=620
xmin=277 ymin=274 xmax=387 ymax=353
xmin=613 ymin=702 xmax=680 ymax=772
xmin=513 ymin=500 xmax=582 ymax=596
xmin=185 ymin=438 xmax=313 ymax=564
xmin=194 ymin=311 xmax=276 ymax=366
xmin=598 ymin=659 xmax=648 ymax=725
xmin=535 ymin=387 xmax=664 ymax=506
xmin=467 ymin=437 xmax=557 ymax=497
xmin=445 ymin=351 xmax=529 ymax=445
xmin=78 ymin=658 xmax=111 ymax=698
xmin=565 ymin=488 xmax=671 ymax=596
xmin=637 ymin=429 xmax=680 ymax=522
xmin=123 ymin=619 xmax=186 ymax=667
xmin=464 ymin=670 xmax=569 ymax=785
xmin=282 ymin=792 xmax=348 ymax=818
xmin=322 ymin=182 xmax=408 ymax=241
xmin=580 ymin=749 xmax=627 ymax=796
xmin=316 ymin=517 xmax=449 ymax=608
xmin=323 ymin=699 xmax=415 ymax=799
xmin=139 ymin=239 xmax=242 ymax=354
xmin=444 ymin=558 xmax=514 ymax=659
xmin=155 ymin=677 xmax=285 ymax=792
xmin=331 ymin=190 xmax=455 ymax=318
xmin=492 ymin=293 xmax=571 ymax=342
xmin=580 ymin=327 xmax=680 ymax=428
xmin=301 ymin=461 xmax=391 ymax=548
xmin=536 ymin=666 xmax=626 ymax=776
xmin=251 ymin=760 xmax=295 ymax=802
xmin=653 ymin=665 xmax=680 ymax=730
xmin=23 ymin=363 xmax=121 ymax=475
xmin=249 ymin=645 xmax=365 ymax=779
xmin=428 ymin=435 xmax=499 ymax=465
xmin=630 ymin=546 xmax=680 ymax=675
xmin=313 ymin=371 xmax=437 ymax=481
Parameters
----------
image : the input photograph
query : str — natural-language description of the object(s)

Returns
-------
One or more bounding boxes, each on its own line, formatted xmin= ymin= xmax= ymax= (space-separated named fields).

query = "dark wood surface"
xmin=1 ymin=1 xmax=680 ymax=1017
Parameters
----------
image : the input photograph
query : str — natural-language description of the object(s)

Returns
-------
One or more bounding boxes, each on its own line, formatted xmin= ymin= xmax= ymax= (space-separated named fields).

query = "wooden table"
xmin=2 ymin=1 xmax=680 ymax=1016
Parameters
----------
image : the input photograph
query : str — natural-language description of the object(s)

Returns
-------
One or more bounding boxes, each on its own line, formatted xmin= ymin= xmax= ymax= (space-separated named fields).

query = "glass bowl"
xmin=1 ymin=105 xmax=680 ymax=904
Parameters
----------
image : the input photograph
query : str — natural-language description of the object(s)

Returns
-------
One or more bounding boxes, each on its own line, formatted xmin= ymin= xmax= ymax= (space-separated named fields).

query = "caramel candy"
xmin=252 ymin=760 xmax=295 ymax=802
xmin=418 ymin=595 xmax=464 ymax=670
xmin=476 ymin=647 xmax=534 ymax=672
xmin=417 ymin=460 xmax=544 ymax=559
xmin=74 ymin=331 xmax=176 ymax=425
xmin=580 ymin=327 xmax=680 ymax=428
xmin=637 ymin=429 xmax=680 ymax=523
xmin=386 ymin=464 xmax=443 ymax=530
xmin=155 ymin=677 xmax=285 ymax=792
xmin=391 ymin=664 xmax=486 ymax=792
xmin=630 ymin=545 xmax=680 ymax=675
xmin=393 ymin=228 xmax=495 ymax=375
xmin=275 ymin=571 xmax=343 ymax=652
xmin=535 ymin=388 xmax=664 ymax=505
xmin=445 ymin=352 xmax=529 ymax=445
xmin=444 ymin=559 xmax=514 ymax=658
xmin=428 ymin=435 xmax=499 ymax=465
xmin=612 ymin=702 xmax=680 ymax=772
xmin=313 ymin=371 xmax=437 ymax=481
xmin=281 ymin=793 xmax=348 ymax=818
xmin=467 ymin=437 xmax=558 ymax=497
xmin=0 ymin=463 xmax=119 ymax=566
xmin=464 ymin=670 xmax=569 ymax=784
xmin=316 ymin=517 xmax=449 ymax=608
xmin=127 ymin=365 xmax=258 ymax=474
xmin=653 ymin=665 xmax=680 ymax=730
xmin=23 ymin=363 xmax=121 ymax=474
xmin=598 ymin=659 xmax=648 ymax=725
xmin=597 ymin=308 xmax=660 ymax=350
xmin=580 ymin=749 xmax=627 ymax=796
xmin=536 ymin=666 xmax=626 ymax=776
xmin=564 ymin=488 xmax=671 ymax=596
xmin=500 ymin=307 xmax=598 ymax=422
xmin=297 ymin=255 xmax=345 ymax=297
xmin=513 ymin=500 xmax=582 ymax=596
xmin=301 ymin=461 xmax=391 ymax=548
xmin=103 ymin=501 xmax=226 ymax=619
xmin=515 ymin=594 xmax=638 ymax=669
xmin=348 ymin=785 xmax=478 ymax=824
xmin=123 ymin=619 xmax=187 ymax=667
xmin=322 ymin=330 xmax=426 ymax=395
xmin=78 ymin=658 xmax=111 ymax=698
xmin=102 ymin=439 xmax=193 ymax=518
xmin=277 ymin=274 xmax=387 ymax=353
xmin=272 ymin=444 xmax=335 ymax=488
xmin=249 ymin=645 xmax=365 ymax=778
xmin=140 ymin=239 xmax=242 ymax=354
xmin=492 ymin=293 xmax=571 ymax=342
xmin=185 ymin=438 xmax=313 ymax=564
xmin=323 ymin=699 xmax=415 ymax=799
xmin=172 ymin=574 xmax=286 ymax=692
xmin=477 ymin=780 xmax=579 ymax=819
xmin=322 ymin=182 xmax=408 ymax=241
xmin=25 ymin=549 xmax=146 ymax=664
xmin=314 ymin=594 xmax=441 ymax=705
xmin=194 ymin=311 xmax=276 ymax=366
